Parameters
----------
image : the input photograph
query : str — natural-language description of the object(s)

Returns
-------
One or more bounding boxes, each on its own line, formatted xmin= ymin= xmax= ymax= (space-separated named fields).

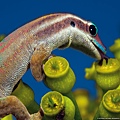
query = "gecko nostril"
xmin=70 ymin=21 xmax=75 ymax=27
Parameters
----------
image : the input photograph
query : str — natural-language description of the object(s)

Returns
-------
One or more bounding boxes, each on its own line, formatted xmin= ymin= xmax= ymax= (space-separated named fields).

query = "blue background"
xmin=0 ymin=0 xmax=120 ymax=117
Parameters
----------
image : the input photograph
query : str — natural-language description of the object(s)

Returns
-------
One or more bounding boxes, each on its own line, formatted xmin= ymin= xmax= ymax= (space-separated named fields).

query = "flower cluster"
xmin=85 ymin=38 xmax=120 ymax=119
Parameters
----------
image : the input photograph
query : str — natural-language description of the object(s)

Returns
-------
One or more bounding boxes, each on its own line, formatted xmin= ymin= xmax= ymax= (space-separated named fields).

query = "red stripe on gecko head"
xmin=30 ymin=13 xmax=65 ymax=28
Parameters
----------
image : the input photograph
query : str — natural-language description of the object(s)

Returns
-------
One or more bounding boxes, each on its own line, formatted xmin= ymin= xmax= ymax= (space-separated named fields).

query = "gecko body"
xmin=0 ymin=13 xmax=106 ymax=97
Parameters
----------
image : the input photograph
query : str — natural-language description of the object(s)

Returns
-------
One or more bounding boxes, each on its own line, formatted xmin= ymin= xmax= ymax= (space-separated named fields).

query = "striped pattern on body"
xmin=0 ymin=13 xmax=106 ymax=97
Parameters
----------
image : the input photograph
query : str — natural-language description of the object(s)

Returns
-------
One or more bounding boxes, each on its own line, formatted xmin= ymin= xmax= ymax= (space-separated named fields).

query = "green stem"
xmin=27 ymin=100 xmax=40 ymax=114
xmin=12 ymin=80 xmax=40 ymax=114
xmin=64 ymin=91 xmax=82 ymax=120
xmin=93 ymin=89 xmax=106 ymax=120
xmin=93 ymin=109 xmax=100 ymax=120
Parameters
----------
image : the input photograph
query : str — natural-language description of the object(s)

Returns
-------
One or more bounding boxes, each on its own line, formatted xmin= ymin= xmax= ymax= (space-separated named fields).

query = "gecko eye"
xmin=89 ymin=23 xmax=98 ymax=36
xmin=70 ymin=21 xmax=75 ymax=27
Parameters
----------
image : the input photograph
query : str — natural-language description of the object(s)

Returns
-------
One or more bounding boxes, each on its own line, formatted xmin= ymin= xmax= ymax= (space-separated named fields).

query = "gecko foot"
xmin=0 ymin=95 xmax=42 ymax=120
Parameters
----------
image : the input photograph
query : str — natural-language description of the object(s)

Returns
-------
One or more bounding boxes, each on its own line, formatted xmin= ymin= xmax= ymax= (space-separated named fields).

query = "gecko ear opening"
xmin=58 ymin=35 xmax=72 ymax=49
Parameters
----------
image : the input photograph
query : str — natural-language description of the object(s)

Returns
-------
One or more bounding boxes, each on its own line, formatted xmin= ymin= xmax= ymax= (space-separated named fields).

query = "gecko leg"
xmin=30 ymin=43 xmax=52 ymax=81
xmin=0 ymin=95 xmax=30 ymax=120
xmin=0 ymin=95 xmax=42 ymax=120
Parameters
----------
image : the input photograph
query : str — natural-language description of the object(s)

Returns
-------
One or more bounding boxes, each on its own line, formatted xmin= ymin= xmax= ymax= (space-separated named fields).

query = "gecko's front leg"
xmin=30 ymin=42 xmax=52 ymax=81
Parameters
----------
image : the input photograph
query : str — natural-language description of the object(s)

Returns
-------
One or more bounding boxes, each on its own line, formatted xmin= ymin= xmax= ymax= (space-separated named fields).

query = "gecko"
xmin=0 ymin=13 xmax=107 ymax=97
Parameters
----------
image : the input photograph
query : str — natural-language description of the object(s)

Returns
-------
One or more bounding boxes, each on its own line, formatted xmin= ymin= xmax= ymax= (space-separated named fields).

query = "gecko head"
xmin=68 ymin=15 xmax=108 ymax=60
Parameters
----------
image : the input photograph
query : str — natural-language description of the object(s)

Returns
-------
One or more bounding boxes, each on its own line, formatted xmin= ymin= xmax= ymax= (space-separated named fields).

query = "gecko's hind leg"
xmin=30 ymin=43 xmax=52 ymax=81
xmin=0 ymin=96 xmax=30 ymax=120
xmin=0 ymin=95 xmax=42 ymax=120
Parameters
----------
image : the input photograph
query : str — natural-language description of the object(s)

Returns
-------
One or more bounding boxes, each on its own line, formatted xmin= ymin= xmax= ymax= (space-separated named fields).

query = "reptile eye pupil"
xmin=89 ymin=24 xmax=97 ymax=36
xmin=70 ymin=21 xmax=75 ymax=27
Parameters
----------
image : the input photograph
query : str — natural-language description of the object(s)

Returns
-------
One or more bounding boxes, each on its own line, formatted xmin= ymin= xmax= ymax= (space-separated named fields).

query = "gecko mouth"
xmin=92 ymin=42 xmax=109 ymax=65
